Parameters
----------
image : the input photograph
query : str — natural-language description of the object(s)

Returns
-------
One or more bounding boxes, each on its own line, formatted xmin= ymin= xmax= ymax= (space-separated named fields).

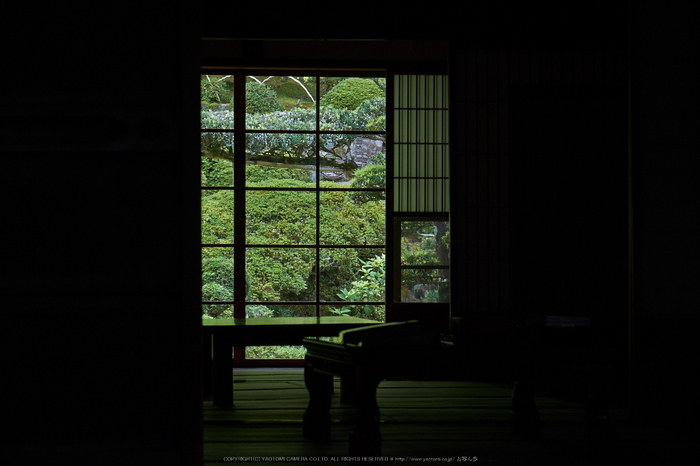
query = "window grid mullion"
xmin=233 ymin=71 xmax=246 ymax=319
xmin=315 ymin=73 xmax=321 ymax=314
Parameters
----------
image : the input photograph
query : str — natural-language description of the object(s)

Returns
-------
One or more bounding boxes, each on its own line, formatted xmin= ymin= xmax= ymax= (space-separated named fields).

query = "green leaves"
xmin=201 ymin=76 xmax=388 ymax=324
xmin=333 ymin=254 xmax=386 ymax=321
xmin=349 ymin=160 xmax=387 ymax=203
xmin=320 ymin=78 xmax=384 ymax=110
xmin=201 ymin=75 xmax=233 ymax=104
xmin=201 ymin=190 xmax=234 ymax=243
xmin=245 ymin=82 xmax=283 ymax=114
xmin=399 ymin=221 xmax=450 ymax=303
xmin=200 ymin=98 xmax=386 ymax=157
xmin=200 ymin=110 xmax=234 ymax=130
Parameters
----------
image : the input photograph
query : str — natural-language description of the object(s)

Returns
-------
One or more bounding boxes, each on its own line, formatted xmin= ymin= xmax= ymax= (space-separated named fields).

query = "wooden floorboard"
xmin=203 ymin=368 xmax=699 ymax=465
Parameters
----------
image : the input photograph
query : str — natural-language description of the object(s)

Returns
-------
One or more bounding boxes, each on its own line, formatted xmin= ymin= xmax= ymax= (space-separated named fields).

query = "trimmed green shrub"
xmin=201 ymin=76 xmax=233 ymax=104
xmin=200 ymin=98 xmax=386 ymax=163
xmin=320 ymin=78 xmax=384 ymax=110
xmin=245 ymin=345 xmax=306 ymax=359
xmin=246 ymin=82 xmax=283 ymax=114
xmin=350 ymin=152 xmax=386 ymax=203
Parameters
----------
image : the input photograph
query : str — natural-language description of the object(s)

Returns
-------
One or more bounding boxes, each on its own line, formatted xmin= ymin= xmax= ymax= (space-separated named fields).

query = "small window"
xmin=396 ymin=217 xmax=450 ymax=303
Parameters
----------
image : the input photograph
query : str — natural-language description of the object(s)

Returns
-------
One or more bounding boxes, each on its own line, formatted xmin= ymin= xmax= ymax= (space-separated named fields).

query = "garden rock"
xmin=350 ymin=137 xmax=384 ymax=167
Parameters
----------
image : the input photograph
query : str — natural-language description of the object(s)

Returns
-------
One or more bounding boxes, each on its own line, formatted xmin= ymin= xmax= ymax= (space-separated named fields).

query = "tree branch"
xmin=286 ymin=76 xmax=316 ymax=104
xmin=246 ymin=76 xmax=315 ymax=104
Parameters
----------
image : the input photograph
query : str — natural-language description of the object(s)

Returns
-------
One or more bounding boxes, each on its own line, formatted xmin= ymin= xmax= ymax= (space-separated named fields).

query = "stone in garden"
xmin=350 ymin=137 xmax=384 ymax=167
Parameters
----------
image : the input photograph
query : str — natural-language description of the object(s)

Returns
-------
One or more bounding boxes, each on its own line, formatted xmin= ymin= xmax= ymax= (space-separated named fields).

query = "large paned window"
xmin=200 ymin=71 xmax=387 ymax=361
xmin=200 ymin=71 xmax=450 ymax=361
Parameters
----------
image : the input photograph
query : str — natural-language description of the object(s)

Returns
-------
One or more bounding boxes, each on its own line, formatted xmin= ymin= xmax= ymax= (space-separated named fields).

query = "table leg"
xmin=348 ymin=366 xmax=383 ymax=456
xmin=340 ymin=375 xmax=355 ymax=405
xmin=584 ymin=366 xmax=617 ymax=455
xmin=511 ymin=378 xmax=540 ymax=438
xmin=303 ymin=362 xmax=333 ymax=441
xmin=202 ymin=331 xmax=213 ymax=399
xmin=212 ymin=333 xmax=233 ymax=408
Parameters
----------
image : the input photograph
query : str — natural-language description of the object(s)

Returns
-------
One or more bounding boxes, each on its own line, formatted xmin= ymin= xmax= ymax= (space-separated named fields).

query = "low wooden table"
xmin=302 ymin=338 xmax=467 ymax=455
xmin=202 ymin=316 xmax=380 ymax=407
xmin=301 ymin=320 xmax=616 ymax=456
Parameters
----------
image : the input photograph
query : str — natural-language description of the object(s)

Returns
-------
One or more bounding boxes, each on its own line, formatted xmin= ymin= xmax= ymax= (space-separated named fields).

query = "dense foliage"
xmin=200 ymin=75 xmax=233 ymax=105
xmin=201 ymin=76 xmax=388 ymax=330
xmin=201 ymin=97 xmax=387 ymax=167
xmin=201 ymin=166 xmax=386 ymax=317
xmin=201 ymin=76 xmax=448 ymax=358
xmin=400 ymin=221 xmax=451 ymax=302
xmin=349 ymin=152 xmax=387 ymax=203
xmin=320 ymin=78 xmax=384 ymax=110
xmin=333 ymin=253 xmax=386 ymax=321
xmin=245 ymin=82 xmax=283 ymax=114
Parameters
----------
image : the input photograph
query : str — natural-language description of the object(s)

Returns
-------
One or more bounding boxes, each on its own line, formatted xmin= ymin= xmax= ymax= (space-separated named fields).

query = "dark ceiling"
xmin=201 ymin=1 xmax=629 ymax=49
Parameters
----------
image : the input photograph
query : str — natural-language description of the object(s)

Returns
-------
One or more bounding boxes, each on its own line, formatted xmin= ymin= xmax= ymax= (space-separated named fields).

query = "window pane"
xmin=246 ymin=191 xmax=315 ymax=245
xmin=246 ymin=164 xmax=315 ymax=187
xmin=320 ymin=191 xmax=385 ymax=245
xmin=401 ymin=220 xmax=450 ymax=266
xmin=201 ymin=74 xmax=234 ymax=129
xmin=246 ymin=346 xmax=306 ymax=359
xmin=247 ymin=304 xmax=316 ymax=318
xmin=201 ymin=190 xmax=233 ymax=244
xmin=246 ymin=248 xmax=315 ymax=302
xmin=201 ymin=109 xmax=234 ymax=129
xmin=399 ymin=220 xmax=450 ymax=303
xmin=202 ymin=132 xmax=234 ymax=156
xmin=202 ymin=304 xmax=233 ymax=319
xmin=319 ymin=134 xmax=385 ymax=186
xmin=400 ymin=268 xmax=449 ymax=303
xmin=320 ymin=304 xmax=385 ymax=323
xmin=245 ymin=133 xmax=316 ymax=186
xmin=201 ymin=247 xmax=234 ymax=302
xmin=201 ymin=155 xmax=234 ymax=188
xmin=320 ymin=248 xmax=385 ymax=303
xmin=201 ymin=132 xmax=234 ymax=187
xmin=245 ymin=76 xmax=316 ymax=130
xmin=320 ymin=77 xmax=386 ymax=131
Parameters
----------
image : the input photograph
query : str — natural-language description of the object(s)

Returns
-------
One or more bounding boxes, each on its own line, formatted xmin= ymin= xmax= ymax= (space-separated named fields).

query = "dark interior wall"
xmin=449 ymin=49 xmax=628 ymax=319
xmin=629 ymin=0 xmax=700 ymax=424
xmin=447 ymin=9 xmax=630 ymax=401
xmin=1 ymin=1 xmax=201 ymax=464
xmin=509 ymin=87 xmax=628 ymax=327
xmin=0 ymin=1 xmax=697 ymax=464
xmin=449 ymin=0 xmax=700 ymax=423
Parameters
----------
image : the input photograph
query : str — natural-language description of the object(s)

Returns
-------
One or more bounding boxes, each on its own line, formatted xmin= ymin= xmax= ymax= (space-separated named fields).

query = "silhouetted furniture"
xmin=511 ymin=315 xmax=617 ymax=452
xmin=302 ymin=321 xmax=446 ymax=455
xmin=202 ymin=316 xmax=379 ymax=407
xmin=302 ymin=318 xmax=615 ymax=456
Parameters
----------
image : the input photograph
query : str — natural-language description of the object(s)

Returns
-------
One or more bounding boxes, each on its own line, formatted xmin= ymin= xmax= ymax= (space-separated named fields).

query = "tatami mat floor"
xmin=203 ymin=368 xmax=697 ymax=465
